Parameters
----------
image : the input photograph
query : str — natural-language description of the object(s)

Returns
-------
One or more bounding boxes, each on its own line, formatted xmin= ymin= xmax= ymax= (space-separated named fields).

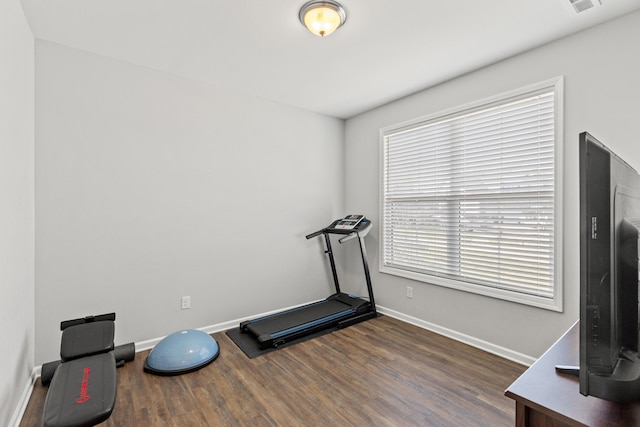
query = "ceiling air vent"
xmin=569 ymin=0 xmax=600 ymax=13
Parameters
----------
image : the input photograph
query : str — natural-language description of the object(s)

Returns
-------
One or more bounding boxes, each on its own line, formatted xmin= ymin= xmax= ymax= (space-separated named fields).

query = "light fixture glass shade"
xmin=299 ymin=1 xmax=346 ymax=37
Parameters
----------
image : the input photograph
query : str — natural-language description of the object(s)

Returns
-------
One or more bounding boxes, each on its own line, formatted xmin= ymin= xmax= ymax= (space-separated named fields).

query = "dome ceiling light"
xmin=299 ymin=1 xmax=347 ymax=37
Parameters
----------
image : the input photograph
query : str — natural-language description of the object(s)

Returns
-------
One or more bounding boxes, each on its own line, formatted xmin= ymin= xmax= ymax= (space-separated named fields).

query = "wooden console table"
xmin=505 ymin=321 xmax=640 ymax=426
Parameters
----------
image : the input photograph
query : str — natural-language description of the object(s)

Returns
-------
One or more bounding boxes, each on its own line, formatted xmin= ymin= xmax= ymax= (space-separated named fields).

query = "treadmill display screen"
xmin=334 ymin=215 xmax=364 ymax=230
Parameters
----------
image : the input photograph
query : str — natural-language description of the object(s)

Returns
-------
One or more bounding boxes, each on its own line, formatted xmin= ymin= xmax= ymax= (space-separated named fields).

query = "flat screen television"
xmin=579 ymin=131 xmax=640 ymax=402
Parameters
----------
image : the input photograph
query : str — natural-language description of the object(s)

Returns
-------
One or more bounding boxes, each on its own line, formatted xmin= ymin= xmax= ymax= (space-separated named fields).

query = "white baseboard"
xmin=376 ymin=306 xmax=537 ymax=366
xmin=9 ymin=371 xmax=36 ymax=427
xmin=181 ymin=304 xmax=538 ymax=366
xmin=58 ymin=304 xmax=537 ymax=367
xmin=135 ymin=303 xmax=308 ymax=352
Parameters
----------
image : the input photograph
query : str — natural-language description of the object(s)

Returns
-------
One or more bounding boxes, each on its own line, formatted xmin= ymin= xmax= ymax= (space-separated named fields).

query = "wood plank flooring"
xmin=20 ymin=315 xmax=525 ymax=426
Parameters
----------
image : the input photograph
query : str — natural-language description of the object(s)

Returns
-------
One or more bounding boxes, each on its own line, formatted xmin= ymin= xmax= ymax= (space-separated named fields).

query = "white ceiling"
xmin=19 ymin=0 xmax=640 ymax=118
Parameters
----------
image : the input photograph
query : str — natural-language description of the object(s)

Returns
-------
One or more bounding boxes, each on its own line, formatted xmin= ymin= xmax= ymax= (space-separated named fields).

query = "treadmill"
xmin=239 ymin=215 xmax=377 ymax=349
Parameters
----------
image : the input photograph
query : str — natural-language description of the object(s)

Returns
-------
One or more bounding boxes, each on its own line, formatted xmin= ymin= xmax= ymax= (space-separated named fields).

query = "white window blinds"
xmin=381 ymin=79 xmax=562 ymax=309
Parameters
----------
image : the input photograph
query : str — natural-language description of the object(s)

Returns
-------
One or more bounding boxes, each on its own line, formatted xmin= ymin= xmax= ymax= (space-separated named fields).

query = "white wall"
xmin=0 ymin=0 xmax=35 ymax=425
xmin=27 ymin=0 xmax=640 ymax=389
xmin=344 ymin=10 xmax=640 ymax=361
xmin=34 ymin=41 xmax=345 ymax=364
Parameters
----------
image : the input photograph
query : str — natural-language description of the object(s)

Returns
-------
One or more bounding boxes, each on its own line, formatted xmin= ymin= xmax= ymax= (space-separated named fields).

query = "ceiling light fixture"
xmin=299 ymin=1 xmax=347 ymax=37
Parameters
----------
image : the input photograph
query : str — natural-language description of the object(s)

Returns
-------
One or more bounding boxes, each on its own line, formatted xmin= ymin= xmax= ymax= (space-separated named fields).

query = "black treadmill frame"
xmin=239 ymin=218 xmax=377 ymax=349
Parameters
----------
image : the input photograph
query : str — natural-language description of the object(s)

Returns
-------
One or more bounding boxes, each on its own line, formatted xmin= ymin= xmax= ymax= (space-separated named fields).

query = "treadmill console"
xmin=326 ymin=215 xmax=371 ymax=235
xmin=305 ymin=215 xmax=372 ymax=240
xmin=333 ymin=215 xmax=364 ymax=230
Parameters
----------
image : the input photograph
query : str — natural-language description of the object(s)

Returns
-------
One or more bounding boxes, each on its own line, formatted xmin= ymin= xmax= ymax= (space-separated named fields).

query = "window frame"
xmin=379 ymin=77 xmax=564 ymax=311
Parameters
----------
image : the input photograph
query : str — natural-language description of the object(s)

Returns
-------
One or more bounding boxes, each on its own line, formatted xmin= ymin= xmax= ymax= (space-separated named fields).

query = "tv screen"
xmin=579 ymin=131 xmax=640 ymax=402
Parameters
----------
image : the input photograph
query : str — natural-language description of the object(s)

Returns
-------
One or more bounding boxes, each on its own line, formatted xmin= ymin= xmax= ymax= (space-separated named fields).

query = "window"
xmin=380 ymin=77 xmax=563 ymax=311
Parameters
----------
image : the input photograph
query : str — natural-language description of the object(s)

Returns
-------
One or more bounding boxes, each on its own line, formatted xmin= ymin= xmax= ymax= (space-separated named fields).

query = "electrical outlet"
xmin=181 ymin=296 xmax=191 ymax=310
xmin=406 ymin=286 xmax=413 ymax=299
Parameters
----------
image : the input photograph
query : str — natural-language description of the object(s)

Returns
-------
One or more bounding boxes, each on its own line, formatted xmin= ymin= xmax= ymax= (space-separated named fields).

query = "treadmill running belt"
xmin=245 ymin=299 xmax=356 ymax=338
xmin=272 ymin=308 xmax=354 ymax=338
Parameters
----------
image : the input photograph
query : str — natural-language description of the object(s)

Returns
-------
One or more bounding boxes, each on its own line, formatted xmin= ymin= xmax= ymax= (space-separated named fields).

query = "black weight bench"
xmin=40 ymin=313 xmax=135 ymax=427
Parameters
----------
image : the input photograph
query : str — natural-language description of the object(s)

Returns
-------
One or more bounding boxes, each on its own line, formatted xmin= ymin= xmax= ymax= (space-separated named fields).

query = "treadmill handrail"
xmin=338 ymin=221 xmax=372 ymax=244
xmin=305 ymin=229 xmax=324 ymax=240
xmin=338 ymin=232 xmax=357 ymax=244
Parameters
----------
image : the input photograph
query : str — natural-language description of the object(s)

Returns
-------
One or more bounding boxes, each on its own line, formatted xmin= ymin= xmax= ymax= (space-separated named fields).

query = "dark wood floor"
xmin=20 ymin=315 xmax=525 ymax=426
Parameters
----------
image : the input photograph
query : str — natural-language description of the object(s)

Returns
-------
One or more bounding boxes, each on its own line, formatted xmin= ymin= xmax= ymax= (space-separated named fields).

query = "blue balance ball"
xmin=144 ymin=329 xmax=219 ymax=376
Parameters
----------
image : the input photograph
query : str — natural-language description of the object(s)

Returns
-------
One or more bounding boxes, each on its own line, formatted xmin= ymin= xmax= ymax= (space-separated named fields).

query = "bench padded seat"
xmin=43 ymin=353 xmax=117 ymax=427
